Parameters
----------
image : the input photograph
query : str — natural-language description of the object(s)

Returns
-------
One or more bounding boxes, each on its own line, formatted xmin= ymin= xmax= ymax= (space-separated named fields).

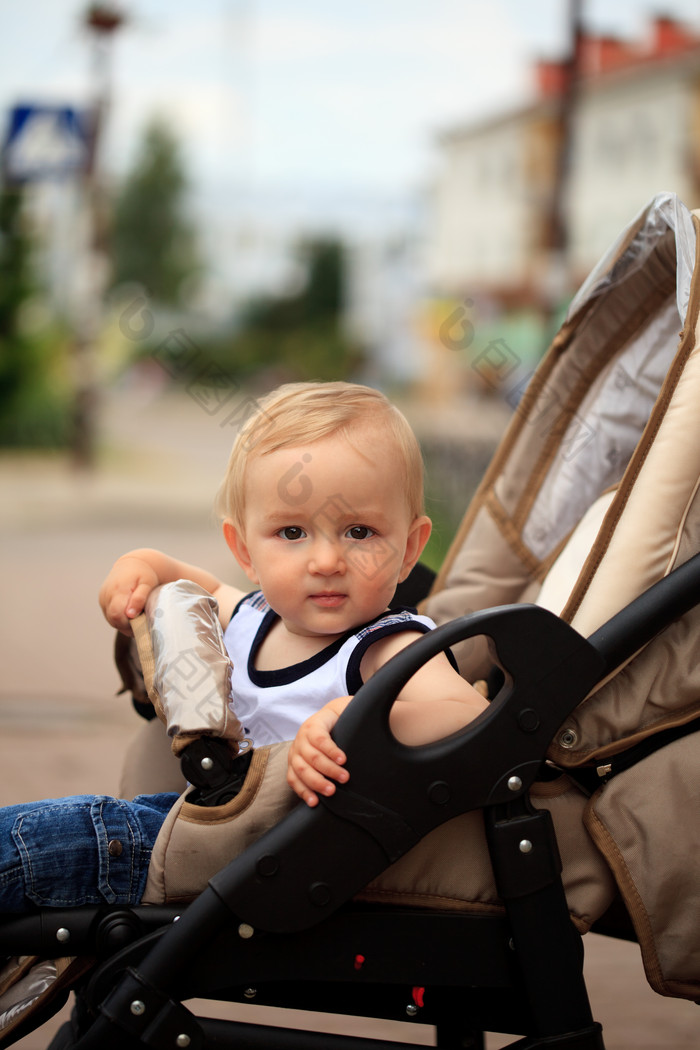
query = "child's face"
xmin=225 ymin=432 xmax=430 ymax=640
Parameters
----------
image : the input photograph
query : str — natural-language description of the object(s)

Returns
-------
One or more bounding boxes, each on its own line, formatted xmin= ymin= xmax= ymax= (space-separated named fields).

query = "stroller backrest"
xmin=425 ymin=192 xmax=700 ymax=767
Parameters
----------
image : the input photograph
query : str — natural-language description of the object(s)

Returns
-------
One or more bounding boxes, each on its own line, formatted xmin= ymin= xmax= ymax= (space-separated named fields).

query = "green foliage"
xmin=213 ymin=239 xmax=364 ymax=383
xmin=110 ymin=118 xmax=200 ymax=304
xmin=0 ymin=186 xmax=71 ymax=448
xmin=0 ymin=342 xmax=72 ymax=448
xmin=211 ymin=321 xmax=362 ymax=384
xmin=420 ymin=495 xmax=461 ymax=574
xmin=0 ymin=186 xmax=33 ymax=326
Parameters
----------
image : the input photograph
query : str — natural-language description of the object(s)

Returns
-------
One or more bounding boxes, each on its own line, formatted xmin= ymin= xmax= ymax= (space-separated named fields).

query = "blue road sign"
xmin=2 ymin=105 xmax=92 ymax=182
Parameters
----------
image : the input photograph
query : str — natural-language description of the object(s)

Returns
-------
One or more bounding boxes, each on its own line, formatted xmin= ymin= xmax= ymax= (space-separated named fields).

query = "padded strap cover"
xmin=132 ymin=581 xmax=244 ymax=756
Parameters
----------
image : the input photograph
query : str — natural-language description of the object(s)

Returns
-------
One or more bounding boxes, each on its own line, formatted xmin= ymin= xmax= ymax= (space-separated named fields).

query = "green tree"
xmin=242 ymin=239 xmax=344 ymax=332
xmin=221 ymin=238 xmax=363 ymax=382
xmin=110 ymin=118 xmax=199 ymax=303
xmin=0 ymin=186 xmax=33 ymax=340
xmin=0 ymin=185 xmax=70 ymax=447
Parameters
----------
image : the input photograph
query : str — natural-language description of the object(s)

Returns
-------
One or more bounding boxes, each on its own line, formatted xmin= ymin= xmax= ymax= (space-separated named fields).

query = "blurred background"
xmin=4 ymin=0 xmax=700 ymax=561
xmin=2 ymin=2 xmax=700 ymax=1047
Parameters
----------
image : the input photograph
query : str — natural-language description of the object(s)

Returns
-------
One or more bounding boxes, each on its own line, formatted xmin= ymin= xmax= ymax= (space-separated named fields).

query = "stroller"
xmin=2 ymin=191 xmax=700 ymax=1050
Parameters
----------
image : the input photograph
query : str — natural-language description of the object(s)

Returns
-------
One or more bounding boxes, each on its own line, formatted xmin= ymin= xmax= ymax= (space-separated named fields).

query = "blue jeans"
xmin=0 ymin=793 xmax=179 ymax=912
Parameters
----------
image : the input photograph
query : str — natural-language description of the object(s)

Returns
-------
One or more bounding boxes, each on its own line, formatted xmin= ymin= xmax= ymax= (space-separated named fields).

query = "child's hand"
xmin=287 ymin=698 xmax=351 ymax=807
xmin=99 ymin=555 xmax=160 ymax=635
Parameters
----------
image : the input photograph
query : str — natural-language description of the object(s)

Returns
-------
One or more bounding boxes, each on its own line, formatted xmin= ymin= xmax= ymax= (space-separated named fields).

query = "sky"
xmin=2 ymin=0 xmax=700 ymax=289
xmin=3 ymin=1 xmax=700 ymax=203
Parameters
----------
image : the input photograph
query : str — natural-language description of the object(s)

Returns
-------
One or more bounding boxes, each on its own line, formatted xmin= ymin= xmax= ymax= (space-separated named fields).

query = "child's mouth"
xmin=310 ymin=593 xmax=346 ymax=608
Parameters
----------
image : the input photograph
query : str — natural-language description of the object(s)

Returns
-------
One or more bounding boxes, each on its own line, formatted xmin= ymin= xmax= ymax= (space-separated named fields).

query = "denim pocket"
xmin=9 ymin=793 xmax=177 ymax=909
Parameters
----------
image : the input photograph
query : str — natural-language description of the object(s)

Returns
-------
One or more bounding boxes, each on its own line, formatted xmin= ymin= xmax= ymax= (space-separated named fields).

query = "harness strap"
xmin=565 ymin=717 xmax=700 ymax=795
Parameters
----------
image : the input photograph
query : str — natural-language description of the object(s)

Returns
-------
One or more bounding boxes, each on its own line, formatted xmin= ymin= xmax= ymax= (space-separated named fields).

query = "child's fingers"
xmin=287 ymin=750 xmax=349 ymax=808
xmin=124 ymin=581 xmax=152 ymax=620
xmin=289 ymin=748 xmax=349 ymax=788
xmin=287 ymin=763 xmax=329 ymax=807
xmin=299 ymin=722 xmax=347 ymax=767
xmin=287 ymin=706 xmax=350 ymax=807
xmin=286 ymin=766 xmax=321 ymax=807
xmin=101 ymin=580 xmax=152 ymax=635
xmin=102 ymin=591 xmax=136 ymax=635
xmin=291 ymin=738 xmax=348 ymax=783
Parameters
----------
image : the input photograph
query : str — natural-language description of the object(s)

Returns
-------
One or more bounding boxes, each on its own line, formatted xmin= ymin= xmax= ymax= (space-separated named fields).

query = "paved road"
xmin=1 ymin=388 xmax=697 ymax=1049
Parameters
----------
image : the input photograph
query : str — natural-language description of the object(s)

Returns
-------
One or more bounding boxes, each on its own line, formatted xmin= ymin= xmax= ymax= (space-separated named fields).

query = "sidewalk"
xmin=1 ymin=387 xmax=698 ymax=1049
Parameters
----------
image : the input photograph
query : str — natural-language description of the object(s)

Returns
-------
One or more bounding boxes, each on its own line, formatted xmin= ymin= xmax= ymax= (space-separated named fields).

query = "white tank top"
xmin=222 ymin=591 xmax=437 ymax=748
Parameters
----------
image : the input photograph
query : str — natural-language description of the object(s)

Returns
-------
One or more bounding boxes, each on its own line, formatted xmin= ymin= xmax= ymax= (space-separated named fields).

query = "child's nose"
xmin=309 ymin=537 xmax=346 ymax=575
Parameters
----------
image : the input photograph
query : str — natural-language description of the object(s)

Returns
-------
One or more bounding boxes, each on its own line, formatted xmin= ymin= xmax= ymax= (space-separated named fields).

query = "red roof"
xmin=536 ymin=15 xmax=700 ymax=97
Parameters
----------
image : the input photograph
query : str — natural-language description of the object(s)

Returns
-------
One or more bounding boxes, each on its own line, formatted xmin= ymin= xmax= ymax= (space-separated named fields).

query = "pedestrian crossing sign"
xmin=2 ymin=105 xmax=91 ymax=183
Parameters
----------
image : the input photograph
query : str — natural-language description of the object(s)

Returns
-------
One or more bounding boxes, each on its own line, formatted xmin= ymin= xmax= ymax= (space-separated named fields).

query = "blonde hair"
xmin=216 ymin=381 xmax=425 ymax=530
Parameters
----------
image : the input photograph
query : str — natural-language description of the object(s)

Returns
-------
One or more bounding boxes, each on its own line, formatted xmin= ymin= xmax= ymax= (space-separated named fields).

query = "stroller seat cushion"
xmin=359 ymin=772 xmax=616 ymax=932
xmin=144 ymin=745 xmax=616 ymax=935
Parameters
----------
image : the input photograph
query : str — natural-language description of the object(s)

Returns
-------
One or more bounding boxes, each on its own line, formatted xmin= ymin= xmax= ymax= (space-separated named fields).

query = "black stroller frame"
xmin=3 ymin=551 xmax=700 ymax=1050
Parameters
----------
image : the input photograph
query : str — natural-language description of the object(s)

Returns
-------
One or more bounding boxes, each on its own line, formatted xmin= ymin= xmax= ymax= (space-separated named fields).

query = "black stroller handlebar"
xmin=588 ymin=548 xmax=700 ymax=672
xmin=324 ymin=548 xmax=700 ymax=846
xmin=330 ymin=603 xmax=603 ymax=808
xmin=336 ymin=548 xmax=700 ymax=760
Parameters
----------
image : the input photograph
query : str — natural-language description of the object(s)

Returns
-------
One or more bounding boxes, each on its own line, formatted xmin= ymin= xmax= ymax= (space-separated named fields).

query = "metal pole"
xmin=71 ymin=3 xmax=124 ymax=469
xmin=540 ymin=0 xmax=584 ymax=334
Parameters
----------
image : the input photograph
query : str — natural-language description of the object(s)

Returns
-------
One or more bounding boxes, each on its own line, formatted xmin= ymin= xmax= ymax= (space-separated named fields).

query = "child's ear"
xmin=223 ymin=521 xmax=259 ymax=585
xmin=398 ymin=515 xmax=432 ymax=583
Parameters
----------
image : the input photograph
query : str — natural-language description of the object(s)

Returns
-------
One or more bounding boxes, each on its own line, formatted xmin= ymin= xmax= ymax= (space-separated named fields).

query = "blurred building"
xmin=344 ymin=232 xmax=428 ymax=387
xmin=428 ymin=15 xmax=700 ymax=304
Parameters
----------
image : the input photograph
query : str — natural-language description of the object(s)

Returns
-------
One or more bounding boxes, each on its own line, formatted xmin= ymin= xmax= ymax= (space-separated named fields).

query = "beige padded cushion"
xmin=360 ymin=773 xmax=615 ymax=932
xmin=144 ymin=744 xmax=615 ymax=934
xmin=142 ymin=742 xmax=297 ymax=904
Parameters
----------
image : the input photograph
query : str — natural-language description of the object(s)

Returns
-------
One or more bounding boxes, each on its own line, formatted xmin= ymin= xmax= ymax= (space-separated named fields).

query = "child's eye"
xmin=345 ymin=525 xmax=375 ymax=541
xmin=278 ymin=526 xmax=306 ymax=541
